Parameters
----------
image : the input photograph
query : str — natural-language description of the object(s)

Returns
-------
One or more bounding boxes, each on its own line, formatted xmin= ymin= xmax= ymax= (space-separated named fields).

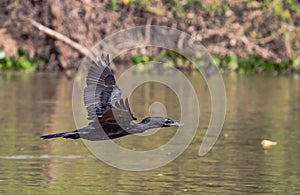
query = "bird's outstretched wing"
xmin=84 ymin=54 xmax=136 ymax=122
xmin=94 ymin=98 xmax=137 ymax=131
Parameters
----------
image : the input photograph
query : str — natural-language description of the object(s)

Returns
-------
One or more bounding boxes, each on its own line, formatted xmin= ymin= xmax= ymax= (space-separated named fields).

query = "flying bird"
xmin=41 ymin=54 xmax=183 ymax=141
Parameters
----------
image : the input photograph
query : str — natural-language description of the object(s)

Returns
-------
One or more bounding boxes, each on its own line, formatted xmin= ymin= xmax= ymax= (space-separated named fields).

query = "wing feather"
xmin=84 ymin=54 xmax=136 ymax=122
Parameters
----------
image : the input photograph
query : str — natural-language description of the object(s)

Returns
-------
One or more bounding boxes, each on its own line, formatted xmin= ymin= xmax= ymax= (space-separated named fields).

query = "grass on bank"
xmin=0 ymin=48 xmax=45 ymax=71
xmin=1 ymin=48 xmax=299 ymax=74
xmin=132 ymin=51 xmax=300 ymax=74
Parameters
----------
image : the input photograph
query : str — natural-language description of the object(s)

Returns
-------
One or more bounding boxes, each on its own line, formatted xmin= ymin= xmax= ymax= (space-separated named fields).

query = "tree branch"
xmin=27 ymin=18 xmax=93 ymax=58
xmin=26 ymin=17 xmax=117 ymax=71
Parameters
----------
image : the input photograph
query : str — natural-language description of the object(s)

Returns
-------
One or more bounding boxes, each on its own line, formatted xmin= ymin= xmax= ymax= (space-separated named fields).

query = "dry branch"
xmin=27 ymin=18 xmax=92 ymax=58
xmin=27 ymin=17 xmax=118 ymax=71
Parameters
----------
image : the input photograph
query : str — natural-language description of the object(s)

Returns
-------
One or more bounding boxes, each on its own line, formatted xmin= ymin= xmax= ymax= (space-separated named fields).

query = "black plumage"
xmin=41 ymin=54 xmax=183 ymax=141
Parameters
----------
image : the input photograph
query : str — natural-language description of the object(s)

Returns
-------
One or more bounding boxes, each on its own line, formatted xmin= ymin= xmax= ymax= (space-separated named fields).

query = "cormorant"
xmin=41 ymin=54 xmax=183 ymax=141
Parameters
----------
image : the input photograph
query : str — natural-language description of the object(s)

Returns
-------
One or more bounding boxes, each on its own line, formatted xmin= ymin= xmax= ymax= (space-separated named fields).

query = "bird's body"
xmin=41 ymin=54 xmax=183 ymax=141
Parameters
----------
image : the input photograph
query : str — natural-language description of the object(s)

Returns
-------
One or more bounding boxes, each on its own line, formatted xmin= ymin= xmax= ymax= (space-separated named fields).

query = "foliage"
xmin=0 ymin=48 xmax=45 ymax=71
xmin=132 ymin=50 xmax=300 ymax=74
xmin=131 ymin=54 xmax=155 ymax=64
xmin=261 ymin=0 xmax=300 ymax=21
xmin=213 ymin=54 xmax=300 ymax=74
xmin=1 ymin=0 xmax=299 ymax=72
xmin=124 ymin=0 xmax=298 ymax=18
xmin=108 ymin=0 xmax=118 ymax=10
xmin=131 ymin=50 xmax=191 ymax=69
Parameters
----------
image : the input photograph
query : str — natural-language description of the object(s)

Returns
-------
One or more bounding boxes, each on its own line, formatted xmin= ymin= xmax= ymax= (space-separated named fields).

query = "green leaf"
xmin=17 ymin=48 xmax=26 ymax=56
xmin=16 ymin=57 xmax=34 ymax=70
xmin=228 ymin=54 xmax=238 ymax=70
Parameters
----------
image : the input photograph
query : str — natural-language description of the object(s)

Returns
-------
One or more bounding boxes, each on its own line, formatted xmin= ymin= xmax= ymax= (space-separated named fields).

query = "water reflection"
xmin=0 ymin=72 xmax=299 ymax=194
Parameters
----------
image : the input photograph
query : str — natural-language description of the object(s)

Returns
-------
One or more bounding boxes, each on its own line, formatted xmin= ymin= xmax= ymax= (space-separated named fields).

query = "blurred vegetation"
xmin=1 ymin=47 xmax=299 ymax=74
xmin=134 ymin=0 xmax=300 ymax=20
xmin=212 ymin=54 xmax=300 ymax=74
xmin=0 ymin=48 xmax=45 ymax=71
xmin=0 ymin=0 xmax=299 ymax=73
xmin=128 ymin=0 xmax=300 ymax=74
xmin=131 ymin=50 xmax=300 ymax=74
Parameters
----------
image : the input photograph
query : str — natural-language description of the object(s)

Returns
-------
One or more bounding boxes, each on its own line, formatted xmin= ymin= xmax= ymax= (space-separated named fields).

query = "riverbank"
xmin=1 ymin=47 xmax=300 ymax=75
xmin=0 ymin=0 xmax=299 ymax=72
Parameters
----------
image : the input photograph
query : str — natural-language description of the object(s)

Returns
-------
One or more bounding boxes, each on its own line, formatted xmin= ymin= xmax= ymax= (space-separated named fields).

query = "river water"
xmin=0 ymin=72 xmax=299 ymax=194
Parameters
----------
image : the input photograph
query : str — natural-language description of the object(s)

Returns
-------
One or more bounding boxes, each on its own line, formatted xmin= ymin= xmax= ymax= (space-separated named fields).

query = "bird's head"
xmin=140 ymin=117 xmax=184 ymax=128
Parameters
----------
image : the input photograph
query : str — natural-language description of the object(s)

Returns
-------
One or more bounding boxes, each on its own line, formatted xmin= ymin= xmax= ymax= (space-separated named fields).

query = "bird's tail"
xmin=40 ymin=131 xmax=80 ymax=139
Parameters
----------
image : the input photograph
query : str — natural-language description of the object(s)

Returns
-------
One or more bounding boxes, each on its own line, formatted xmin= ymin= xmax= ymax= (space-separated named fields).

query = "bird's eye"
xmin=165 ymin=118 xmax=174 ymax=123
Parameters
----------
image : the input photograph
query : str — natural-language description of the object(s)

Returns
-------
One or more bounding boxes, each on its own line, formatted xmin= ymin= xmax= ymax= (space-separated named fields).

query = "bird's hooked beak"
xmin=163 ymin=121 xmax=184 ymax=127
